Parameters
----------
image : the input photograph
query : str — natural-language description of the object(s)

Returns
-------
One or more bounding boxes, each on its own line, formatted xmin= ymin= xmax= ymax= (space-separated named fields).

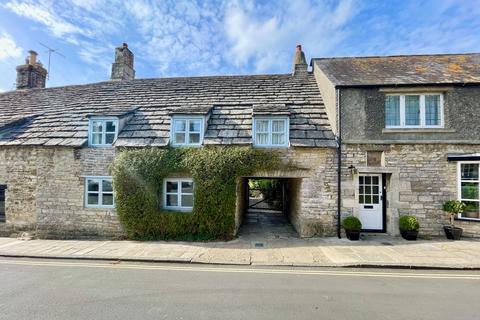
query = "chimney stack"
xmin=292 ymin=44 xmax=308 ymax=77
xmin=111 ymin=43 xmax=135 ymax=81
xmin=16 ymin=50 xmax=48 ymax=90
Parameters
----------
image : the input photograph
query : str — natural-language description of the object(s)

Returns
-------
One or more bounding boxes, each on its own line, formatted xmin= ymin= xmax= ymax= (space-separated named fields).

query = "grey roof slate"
xmin=313 ymin=53 xmax=480 ymax=86
xmin=0 ymin=74 xmax=335 ymax=147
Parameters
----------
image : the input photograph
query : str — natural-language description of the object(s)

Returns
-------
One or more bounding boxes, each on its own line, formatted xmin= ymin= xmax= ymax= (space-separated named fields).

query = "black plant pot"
xmin=443 ymin=226 xmax=463 ymax=240
xmin=346 ymin=230 xmax=360 ymax=241
xmin=400 ymin=230 xmax=418 ymax=241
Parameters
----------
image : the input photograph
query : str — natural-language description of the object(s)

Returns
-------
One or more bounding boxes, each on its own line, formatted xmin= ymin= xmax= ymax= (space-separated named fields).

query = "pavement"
xmin=1 ymin=232 xmax=480 ymax=269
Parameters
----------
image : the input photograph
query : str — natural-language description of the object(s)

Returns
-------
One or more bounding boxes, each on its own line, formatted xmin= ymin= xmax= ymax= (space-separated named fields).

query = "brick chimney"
xmin=292 ymin=45 xmax=308 ymax=77
xmin=111 ymin=43 xmax=135 ymax=81
xmin=16 ymin=50 xmax=48 ymax=89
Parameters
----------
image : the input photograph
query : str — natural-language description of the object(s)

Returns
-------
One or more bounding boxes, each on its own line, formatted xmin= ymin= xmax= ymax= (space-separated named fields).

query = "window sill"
xmin=455 ymin=217 xmax=480 ymax=223
xmin=85 ymin=206 xmax=115 ymax=209
xmin=382 ymin=128 xmax=455 ymax=134
xmin=162 ymin=208 xmax=193 ymax=213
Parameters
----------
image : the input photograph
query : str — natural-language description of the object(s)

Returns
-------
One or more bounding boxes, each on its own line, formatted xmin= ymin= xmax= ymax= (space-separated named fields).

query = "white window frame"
xmin=85 ymin=176 xmax=115 ymax=209
xmin=457 ymin=161 xmax=480 ymax=220
xmin=170 ymin=116 xmax=204 ymax=147
xmin=252 ymin=117 xmax=289 ymax=147
xmin=88 ymin=118 xmax=119 ymax=147
xmin=385 ymin=93 xmax=444 ymax=129
xmin=163 ymin=178 xmax=194 ymax=211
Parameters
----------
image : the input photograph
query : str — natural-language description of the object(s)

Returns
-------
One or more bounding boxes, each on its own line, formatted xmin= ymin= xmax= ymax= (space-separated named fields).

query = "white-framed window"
xmin=385 ymin=94 xmax=444 ymax=128
xmin=170 ymin=116 xmax=204 ymax=146
xmin=163 ymin=178 xmax=194 ymax=211
xmin=457 ymin=162 xmax=480 ymax=220
xmin=85 ymin=177 xmax=115 ymax=208
xmin=253 ymin=117 xmax=289 ymax=147
xmin=88 ymin=118 xmax=118 ymax=146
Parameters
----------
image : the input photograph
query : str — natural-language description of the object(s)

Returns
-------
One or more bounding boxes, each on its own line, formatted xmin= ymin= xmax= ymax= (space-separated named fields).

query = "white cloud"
xmin=0 ymin=32 xmax=22 ymax=60
xmin=224 ymin=0 xmax=358 ymax=72
xmin=4 ymin=1 xmax=87 ymax=37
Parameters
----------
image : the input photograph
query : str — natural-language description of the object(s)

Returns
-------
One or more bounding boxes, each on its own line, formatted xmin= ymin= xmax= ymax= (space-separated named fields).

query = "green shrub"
xmin=398 ymin=215 xmax=420 ymax=232
xmin=442 ymin=200 xmax=466 ymax=214
xmin=111 ymin=146 xmax=285 ymax=241
xmin=342 ymin=216 xmax=362 ymax=231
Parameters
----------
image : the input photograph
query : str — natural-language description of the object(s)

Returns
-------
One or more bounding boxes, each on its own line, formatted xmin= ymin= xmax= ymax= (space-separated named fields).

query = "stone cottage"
xmin=0 ymin=44 xmax=337 ymax=239
xmin=0 ymin=44 xmax=479 ymax=239
xmin=313 ymin=54 xmax=480 ymax=237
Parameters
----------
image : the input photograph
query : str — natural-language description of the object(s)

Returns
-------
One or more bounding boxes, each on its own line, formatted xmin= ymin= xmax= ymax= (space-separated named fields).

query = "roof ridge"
xmin=313 ymin=52 xmax=480 ymax=60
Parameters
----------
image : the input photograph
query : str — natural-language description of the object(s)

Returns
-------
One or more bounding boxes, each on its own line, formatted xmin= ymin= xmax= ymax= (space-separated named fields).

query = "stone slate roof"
xmin=313 ymin=53 xmax=480 ymax=86
xmin=0 ymin=74 xmax=336 ymax=147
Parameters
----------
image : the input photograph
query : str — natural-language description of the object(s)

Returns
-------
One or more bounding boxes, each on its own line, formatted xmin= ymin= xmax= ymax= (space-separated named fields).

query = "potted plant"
xmin=342 ymin=216 xmax=362 ymax=241
xmin=442 ymin=200 xmax=466 ymax=240
xmin=399 ymin=215 xmax=420 ymax=240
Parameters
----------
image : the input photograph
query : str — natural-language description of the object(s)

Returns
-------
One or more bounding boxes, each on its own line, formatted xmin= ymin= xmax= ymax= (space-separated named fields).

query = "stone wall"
xmin=0 ymin=146 xmax=124 ymax=239
xmin=341 ymin=143 xmax=480 ymax=238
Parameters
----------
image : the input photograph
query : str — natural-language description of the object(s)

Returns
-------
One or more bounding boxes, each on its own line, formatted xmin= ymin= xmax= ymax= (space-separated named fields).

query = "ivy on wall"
xmin=111 ymin=146 xmax=284 ymax=241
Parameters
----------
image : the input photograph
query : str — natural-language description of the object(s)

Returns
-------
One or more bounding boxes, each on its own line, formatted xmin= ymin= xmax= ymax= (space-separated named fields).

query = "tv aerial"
xmin=39 ymin=42 xmax=66 ymax=80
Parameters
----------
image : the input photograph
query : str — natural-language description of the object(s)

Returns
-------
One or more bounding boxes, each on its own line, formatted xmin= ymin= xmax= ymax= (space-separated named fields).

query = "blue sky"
xmin=0 ymin=0 xmax=479 ymax=91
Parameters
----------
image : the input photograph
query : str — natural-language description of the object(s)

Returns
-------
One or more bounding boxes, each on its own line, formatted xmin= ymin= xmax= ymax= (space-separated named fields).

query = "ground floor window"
xmin=0 ymin=185 xmax=6 ymax=223
xmin=458 ymin=162 xmax=479 ymax=219
xmin=163 ymin=178 xmax=194 ymax=211
xmin=85 ymin=177 xmax=114 ymax=208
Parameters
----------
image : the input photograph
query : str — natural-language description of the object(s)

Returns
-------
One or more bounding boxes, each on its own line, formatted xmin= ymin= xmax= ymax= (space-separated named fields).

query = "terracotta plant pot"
xmin=443 ymin=226 xmax=462 ymax=240
xmin=400 ymin=230 xmax=418 ymax=241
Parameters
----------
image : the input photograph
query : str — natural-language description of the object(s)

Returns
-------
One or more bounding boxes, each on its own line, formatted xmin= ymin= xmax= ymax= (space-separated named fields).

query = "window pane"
xmin=385 ymin=96 xmax=400 ymax=126
xmin=175 ymin=133 xmax=185 ymax=144
xmin=373 ymin=186 xmax=379 ymax=194
xmin=462 ymin=201 xmax=479 ymax=219
xmin=461 ymin=182 xmax=479 ymax=200
xmin=372 ymin=176 xmax=379 ymax=185
xmin=364 ymin=195 xmax=372 ymax=203
xmin=174 ymin=120 xmax=186 ymax=132
xmin=105 ymin=133 xmax=115 ymax=144
xmin=405 ymin=95 xmax=420 ymax=125
xmin=102 ymin=180 xmax=113 ymax=192
xmin=189 ymin=120 xmax=201 ymax=132
xmin=106 ymin=121 xmax=116 ymax=133
xmin=461 ymin=164 xmax=479 ymax=180
xmin=359 ymin=185 xmax=364 ymax=195
xmin=272 ymin=133 xmax=285 ymax=145
xmin=92 ymin=121 xmax=103 ymax=133
xmin=372 ymin=195 xmax=379 ymax=204
xmin=182 ymin=181 xmax=193 ymax=193
xmin=166 ymin=181 xmax=178 ymax=193
xmin=181 ymin=194 xmax=193 ymax=207
xmin=166 ymin=194 xmax=178 ymax=207
xmin=102 ymin=194 xmax=114 ymax=206
xmin=425 ymin=95 xmax=440 ymax=126
xmin=88 ymin=180 xmax=99 ymax=192
xmin=256 ymin=120 xmax=269 ymax=132
xmin=365 ymin=176 xmax=371 ymax=184
xmin=256 ymin=133 xmax=268 ymax=145
xmin=87 ymin=193 xmax=99 ymax=205
xmin=359 ymin=176 xmax=364 ymax=184
xmin=272 ymin=120 xmax=285 ymax=132
xmin=359 ymin=195 xmax=364 ymax=204
xmin=92 ymin=133 xmax=102 ymax=145
xmin=189 ymin=133 xmax=200 ymax=144
xmin=365 ymin=186 xmax=371 ymax=194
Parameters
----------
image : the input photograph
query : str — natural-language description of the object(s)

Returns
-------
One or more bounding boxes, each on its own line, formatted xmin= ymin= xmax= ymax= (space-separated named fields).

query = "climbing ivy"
xmin=111 ymin=146 xmax=284 ymax=240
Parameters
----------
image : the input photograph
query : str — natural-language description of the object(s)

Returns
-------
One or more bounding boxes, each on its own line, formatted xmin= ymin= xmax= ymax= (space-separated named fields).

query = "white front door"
xmin=358 ymin=174 xmax=384 ymax=231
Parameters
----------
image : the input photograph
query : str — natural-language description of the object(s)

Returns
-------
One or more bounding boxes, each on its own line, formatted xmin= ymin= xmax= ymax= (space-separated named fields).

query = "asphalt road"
xmin=0 ymin=258 xmax=479 ymax=320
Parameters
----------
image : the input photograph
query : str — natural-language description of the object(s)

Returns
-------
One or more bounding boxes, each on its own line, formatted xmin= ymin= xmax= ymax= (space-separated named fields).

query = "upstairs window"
xmin=163 ymin=178 xmax=194 ymax=211
xmin=171 ymin=117 xmax=204 ymax=146
xmin=385 ymin=94 xmax=443 ymax=128
xmin=253 ymin=117 xmax=289 ymax=147
xmin=89 ymin=118 xmax=118 ymax=146
xmin=458 ymin=162 xmax=480 ymax=220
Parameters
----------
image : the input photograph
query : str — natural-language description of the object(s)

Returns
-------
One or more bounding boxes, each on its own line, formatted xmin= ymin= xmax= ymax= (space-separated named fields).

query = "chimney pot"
xmin=28 ymin=50 xmax=38 ymax=65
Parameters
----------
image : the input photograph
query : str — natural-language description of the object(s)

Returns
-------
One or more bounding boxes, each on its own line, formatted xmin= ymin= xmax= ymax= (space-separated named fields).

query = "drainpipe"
xmin=336 ymin=88 xmax=342 ymax=239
